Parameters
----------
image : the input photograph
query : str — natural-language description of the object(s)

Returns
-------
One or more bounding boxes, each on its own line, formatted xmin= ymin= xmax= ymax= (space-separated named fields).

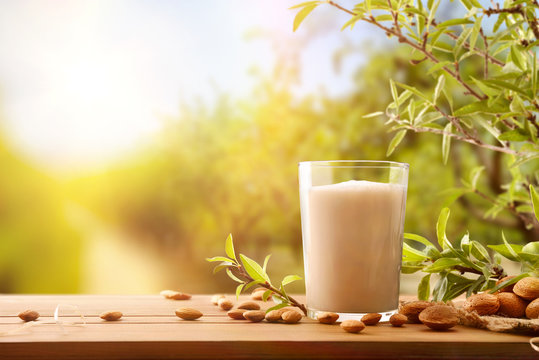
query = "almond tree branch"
xmin=237 ymin=265 xmax=307 ymax=315
xmin=484 ymin=4 xmax=539 ymax=40
xmin=400 ymin=124 xmax=517 ymax=155
xmin=327 ymin=1 xmax=486 ymax=101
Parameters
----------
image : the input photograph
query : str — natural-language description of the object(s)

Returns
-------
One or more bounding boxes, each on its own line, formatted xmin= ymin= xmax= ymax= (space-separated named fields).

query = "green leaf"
xmin=226 ymin=268 xmax=244 ymax=284
xmin=363 ymin=111 xmax=384 ymax=119
xmin=240 ymin=254 xmax=270 ymax=283
xmin=235 ymin=283 xmax=245 ymax=299
xmin=404 ymin=233 xmax=435 ymax=248
xmin=487 ymin=235 xmax=523 ymax=261
xmin=498 ymin=129 xmax=529 ymax=141
xmin=488 ymin=273 xmax=528 ymax=294
xmin=481 ymin=79 xmax=528 ymax=98
xmin=453 ymin=100 xmax=510 ymax=116
xmin=282 ymin=274 xmax=302 ymax=286
xmin=530 ymin=185 xmax=539 ymax=222
xmin=341 ymin=15 xmax=363 ymax=31
xmin=262 ymin=289 xmax=273 ymax=302
xmin=426 ymin=61 xmax=452 ymax=75
xmin=289 ymin=1 xmax=320 ymax=10
xmin=437 ymin=18 xmax=473 ymax=28
xmin=418 ymin=274 xmax=431 ymax=301
xmin=510 ymin=45 xmax=526 ymax=71
xmin=262 ymin=254 xmax=272 ymax=273
xmin=266 ymin=303 xmax=289 ymax=313
xmin=443 ymin=282 xmax=472 ymax=301
xmin=427 ymin=0 xmax=440 ymax=27
xmin=401 ymin=262 xmax=425 ymax=274
xmin=390 ymin=79 xmax=399 ymax=109
xmin=403 ymin=242 xmax=428 ymax=261
xmin=522 ymin=241 xmax=539 ymax=255
xmin=386 ymin=130 xmax=407 ymax=156
xmin=422 ymin=257 xmax=462 ymax=273
xmin=432 ymin=274 xmax=448 ymax=301
xmin=469 ymin=166 xmax=484 ymax=190
xmin=293 ymin=3 xmax=319 ymax=31
xmin=447 ymin=272 xmax=474 ymax=285
xmin=213 ymin=263 xmax=231 ymax=274
xmin=467 ymin=275 xmax=485 ymax=297
xmin=433 ymin=74 xmax=445 ymax=103
xmin=374 ymin=14 xmax=394 ymax=22
xmin=225 ymin=234 xmax=237 ymax=262
xmin=206 ymin=256 xmax=234 ymax=263
xmin=460 ymin=232 xmax=471 ymax=255
xmin=471 ymin=77 xmax=500 ymax=98
xmin=395 ymin=82 xmax=431 ymax=101
xmin=442 ymin=123 xmax=451 ymax=165
xmin=468 ymin=16 xmax=482 ymax=50
xmin=436 ymin=208 xmax=450 ymax=249
xmin=470 ymin=241 xmax=490 ymax=262
xmin=469 ymin=0 xmax=482 ymax=8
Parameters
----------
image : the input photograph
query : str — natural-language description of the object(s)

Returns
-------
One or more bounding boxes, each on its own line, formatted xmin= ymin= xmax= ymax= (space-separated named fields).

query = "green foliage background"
xmin=0 ymin=2 xmax=535 ymax=293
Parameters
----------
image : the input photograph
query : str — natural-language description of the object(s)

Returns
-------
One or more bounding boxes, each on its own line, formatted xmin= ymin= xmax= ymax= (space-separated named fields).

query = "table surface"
xmin=0 ymin=294 xmax=537 ymax=360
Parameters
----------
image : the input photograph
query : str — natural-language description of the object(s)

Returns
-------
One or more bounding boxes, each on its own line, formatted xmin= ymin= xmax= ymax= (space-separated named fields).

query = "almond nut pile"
xmin=463 ymin=276 xmax=539 ymax=319
xmin=210 ymin=290 xmax=303 ymax=324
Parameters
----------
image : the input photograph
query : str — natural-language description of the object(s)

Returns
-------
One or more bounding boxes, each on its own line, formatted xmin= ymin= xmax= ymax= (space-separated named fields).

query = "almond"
xmin=227 ymin=309 xmax=246 ymax=320
xmin=281 ymin=310 xmax=302 ymax=324
xmin=340 ymin=320 xmax=365 ymax=333
xmin=18 ymin=310 xmax=39 ymax=322
xmin=463 ymin=293 xmax=500 ymax=315
xmin=218 ymin=298 xmax=234 ymax=311
xmin=317 ymin=312 xmax=339 ymax=324
xmin=250 ymin=290 xmax=264 ymax=301
xmin=160 ymin=290 xmax=192 ymax=300
xmin=389 ymin=313 xmax=407 ymax=327
xmin=495 ymin=276 xmax=516 ymax=293
xmin=513 ymin=277 xmax=539 ymax=301
xmin=175 ymin=307 xmax=203 ymax=320
xmin=496 ymin=292 xmax=528 ymax=318
xmin=418 ymin=305 xmax=457 ymax=330
xmin=243 ymin=310 xmax=265 ymax=323
xmin=211 ymin=294 xmax=226 ymax=305
xmin=361 ymin=313 xmax=382 ymax=326
xmin=100 ymin=311 xmax=123 ymax=321
xmin=399 ymin=301 xmax=434 ymax=323
xmin=265 ymin=310 xmax=283 ymax=323
xmin=526 ymin=298 xmax=539 ymax=319
xmin=237 ymin=301 xmax=260 ymax=310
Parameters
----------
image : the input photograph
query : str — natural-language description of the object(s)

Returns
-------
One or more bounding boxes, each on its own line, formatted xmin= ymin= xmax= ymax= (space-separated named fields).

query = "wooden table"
xmin=0 ymin=295 xmax=537 ymax=359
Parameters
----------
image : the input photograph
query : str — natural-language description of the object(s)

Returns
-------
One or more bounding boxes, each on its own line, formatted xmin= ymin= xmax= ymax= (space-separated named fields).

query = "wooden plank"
xmin=0 ymin=295 xmax=536 ymax=359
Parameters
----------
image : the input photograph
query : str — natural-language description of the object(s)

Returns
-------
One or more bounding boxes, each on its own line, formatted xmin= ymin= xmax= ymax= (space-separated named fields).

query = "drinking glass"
xmin=298 ymin=160 xmax=409 ymax=321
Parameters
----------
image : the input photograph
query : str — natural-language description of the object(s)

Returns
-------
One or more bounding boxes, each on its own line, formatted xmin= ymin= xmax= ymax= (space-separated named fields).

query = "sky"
xmin=0 ymin=0 xmax=375 ymax=172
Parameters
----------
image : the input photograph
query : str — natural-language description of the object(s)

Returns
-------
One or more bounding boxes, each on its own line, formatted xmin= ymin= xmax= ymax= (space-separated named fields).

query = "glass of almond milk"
xmin=299 ymin=160 xmax=408 ymax=321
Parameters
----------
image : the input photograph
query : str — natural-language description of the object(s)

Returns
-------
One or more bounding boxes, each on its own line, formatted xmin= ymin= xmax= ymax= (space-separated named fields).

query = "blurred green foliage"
xmin=0 ymin=135 xmax=81 ymax=293
xmin=0 ymin=7 xmax=535 ymax=292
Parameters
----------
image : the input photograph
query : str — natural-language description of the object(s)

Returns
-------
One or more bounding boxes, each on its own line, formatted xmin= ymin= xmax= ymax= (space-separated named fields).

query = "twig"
xmin=401 ymin=124 xmax=518 ymax=155
xmin=237 ymin=266 xmax=307 ymax=315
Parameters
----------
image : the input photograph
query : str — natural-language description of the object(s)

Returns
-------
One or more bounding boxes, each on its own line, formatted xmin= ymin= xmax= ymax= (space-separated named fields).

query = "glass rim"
xmin=298 ymin=160 xmax=409 ymax=169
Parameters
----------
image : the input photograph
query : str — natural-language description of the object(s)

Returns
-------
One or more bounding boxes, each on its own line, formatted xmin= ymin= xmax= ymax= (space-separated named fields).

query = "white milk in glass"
xmin=304 ymin=180 xmax=407 ymax=314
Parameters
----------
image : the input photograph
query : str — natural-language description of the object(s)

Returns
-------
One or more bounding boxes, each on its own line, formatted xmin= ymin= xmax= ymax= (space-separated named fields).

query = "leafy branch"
xmin=403 ymin=207 xmax=539 ymax=301
xmin=207 ymin=234 xmax=307 ymax=315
